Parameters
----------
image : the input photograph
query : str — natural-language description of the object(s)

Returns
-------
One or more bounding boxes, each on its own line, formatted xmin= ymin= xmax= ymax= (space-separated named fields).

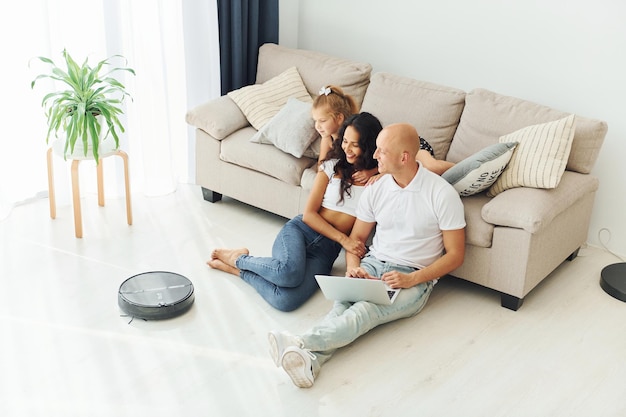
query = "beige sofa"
xmin=186 ymin=43 xmax=607 ymax=310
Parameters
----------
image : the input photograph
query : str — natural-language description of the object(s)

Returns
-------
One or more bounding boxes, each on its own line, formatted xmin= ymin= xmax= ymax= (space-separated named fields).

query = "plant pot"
xmin=51 ymin=137 xmax=120 ymax=161
xmin=52 ymin=116 xmax=119 ymax=161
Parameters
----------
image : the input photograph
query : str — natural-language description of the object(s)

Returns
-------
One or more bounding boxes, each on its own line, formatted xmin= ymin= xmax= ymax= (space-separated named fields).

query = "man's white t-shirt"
xmin=356 ymin=163 xmax=466 ymax=269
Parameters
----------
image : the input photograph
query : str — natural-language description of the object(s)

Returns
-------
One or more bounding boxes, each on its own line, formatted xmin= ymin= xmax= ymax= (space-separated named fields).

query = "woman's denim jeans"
xmin=235 ymin=215 xmax=342 ymax=312
xmin=299 ymin=255 xmax=434 ymax=375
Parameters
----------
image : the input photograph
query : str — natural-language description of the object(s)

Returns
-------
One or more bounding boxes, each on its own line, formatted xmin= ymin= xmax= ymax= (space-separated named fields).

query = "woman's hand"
xmin=365 ymin=173 xmax=385 ymax=186
xmin=340 ymin=235 xmax=366 ymax=258
xmin=352 ymin=170 xmax=368 ymax=184
xmin=352 ymin=167 xmax=379 ymax=184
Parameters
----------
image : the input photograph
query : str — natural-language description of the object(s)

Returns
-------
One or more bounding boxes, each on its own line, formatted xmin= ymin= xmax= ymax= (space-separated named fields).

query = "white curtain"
xmin=0 ymin=0 xmax=221 ymax=220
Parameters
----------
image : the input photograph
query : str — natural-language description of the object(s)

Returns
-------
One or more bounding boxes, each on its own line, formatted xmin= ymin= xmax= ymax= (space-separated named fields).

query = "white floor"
xmin=0 ymin=184 xmax=624 ymax=417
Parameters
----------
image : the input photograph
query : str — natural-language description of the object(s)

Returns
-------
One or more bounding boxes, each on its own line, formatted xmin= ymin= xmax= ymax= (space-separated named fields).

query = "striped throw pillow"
xmin=487 ymin=114 xmax=576 ymax=197
xmin=227 ymin=66 xmax=312 ymax=130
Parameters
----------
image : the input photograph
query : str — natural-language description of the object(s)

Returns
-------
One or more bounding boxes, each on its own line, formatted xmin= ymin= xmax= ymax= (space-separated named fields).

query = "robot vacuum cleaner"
xmin=118 ymin=271 xmax=195 ymax=320
xmin=600 ymin=262 xmax=626 ymax=302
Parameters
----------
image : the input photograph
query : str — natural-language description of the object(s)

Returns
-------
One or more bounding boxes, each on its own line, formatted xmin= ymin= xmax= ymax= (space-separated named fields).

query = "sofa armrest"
xmin=481 ymin=171 xmax=599 ymax=233
xmin=186 ymin=95 xmax=249 ymax=140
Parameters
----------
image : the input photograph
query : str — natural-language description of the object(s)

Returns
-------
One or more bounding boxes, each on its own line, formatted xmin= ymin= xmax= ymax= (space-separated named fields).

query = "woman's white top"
xmin=320 ymin=159 xmax=364 ymax=217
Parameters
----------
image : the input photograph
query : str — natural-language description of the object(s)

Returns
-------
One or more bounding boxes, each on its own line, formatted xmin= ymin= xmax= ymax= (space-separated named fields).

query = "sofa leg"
xmin=501 ymin=293 xmax=524 ymax=311
xmin=201 ymin=187 xmax=222 ymax=203
xmin=566 ymin=247 xmax=580 ymax=261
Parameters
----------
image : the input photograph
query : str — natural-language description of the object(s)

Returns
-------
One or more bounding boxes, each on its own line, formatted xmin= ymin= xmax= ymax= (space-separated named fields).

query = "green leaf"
xmin=31 ymin=49 xmax=135 ymax=163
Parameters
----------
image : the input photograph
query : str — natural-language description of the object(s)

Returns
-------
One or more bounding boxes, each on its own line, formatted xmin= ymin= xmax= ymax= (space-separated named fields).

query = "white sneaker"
xmin=268 ymin=330 xmax=300 ymax=367
xmin=281 ymin=345 xmax=316 ymax=388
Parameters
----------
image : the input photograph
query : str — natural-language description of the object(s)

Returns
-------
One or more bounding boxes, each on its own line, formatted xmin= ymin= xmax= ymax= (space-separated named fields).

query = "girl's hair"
xmin=312 ymin=85 xmax=359 ymax=122
xmin=324 ymin=112 xmax=382 ymax=204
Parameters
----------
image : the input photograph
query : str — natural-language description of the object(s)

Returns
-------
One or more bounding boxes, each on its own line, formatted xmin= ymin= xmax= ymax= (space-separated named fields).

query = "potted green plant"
xmin=30 ymin=49 xmax=135 ymax=162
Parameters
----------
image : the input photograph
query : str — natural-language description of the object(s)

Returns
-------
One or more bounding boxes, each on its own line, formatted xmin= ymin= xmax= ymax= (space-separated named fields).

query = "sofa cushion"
xmin=482 ymin=171 xmax=599 ymax=233
xmin=185 ymin=95 xmax=249 ymax=140
xmin=300 ymin=166 xmax=318 ymax=191
xmin=487 ymin=115 xmax=575 ymax=197
xmin=360 ymin=73 xmax=465 ymax=160
xmin=220 ymin=127 xmax=317 ymax=186
xmin=460 ymin=193 xmax=495 ymax=248
xmin=227 ymin=66 xmax=312 ymax=130
xmin=442 ymin=142 xmax=517 ymax=196
xmin=447 ymin=88 xmax=607 ymax=174
xmin=250 ymin=97 xmax=319 ymax=158
xmin=256 ymin=43 xmax=372 ymax=108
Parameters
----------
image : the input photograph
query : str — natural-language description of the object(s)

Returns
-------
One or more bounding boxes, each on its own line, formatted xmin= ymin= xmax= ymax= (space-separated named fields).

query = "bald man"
xmin=269 ymin=123 xmax=466 ymax=388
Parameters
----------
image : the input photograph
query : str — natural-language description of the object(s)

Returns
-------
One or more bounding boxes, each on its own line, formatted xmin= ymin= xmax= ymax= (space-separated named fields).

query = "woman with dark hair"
xmin=208 ymin=112 xmax=383 ymax=311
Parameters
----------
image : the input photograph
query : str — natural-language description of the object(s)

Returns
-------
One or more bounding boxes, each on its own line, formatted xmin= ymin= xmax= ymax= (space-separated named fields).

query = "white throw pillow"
xmin=250 ymin=98 xmax=320 ymax=158
xmin=487 ymin=114 xmax=576 ymax=197
xmin=442 ymin=142 xmax=517 ymax=196
xmin=227 ymin=66 xmax=312 ymax=130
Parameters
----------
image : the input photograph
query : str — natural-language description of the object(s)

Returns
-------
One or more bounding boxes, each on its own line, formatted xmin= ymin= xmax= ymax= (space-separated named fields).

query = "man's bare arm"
xmin=345 ymin=219 xmax=376 ymax=277
xmin=381 ymin=228 xmax=466 ymax=288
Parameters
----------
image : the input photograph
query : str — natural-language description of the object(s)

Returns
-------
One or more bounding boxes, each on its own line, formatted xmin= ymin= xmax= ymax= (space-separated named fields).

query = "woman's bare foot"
xmin=210 ymin=247 xmax=249 ymax=268
xmin=207 ymin=259 xmax=240 ymax=276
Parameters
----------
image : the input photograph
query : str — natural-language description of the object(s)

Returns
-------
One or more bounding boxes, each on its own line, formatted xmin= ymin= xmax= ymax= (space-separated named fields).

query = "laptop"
xmin=315 ymin=275 xmax=401 ymax=305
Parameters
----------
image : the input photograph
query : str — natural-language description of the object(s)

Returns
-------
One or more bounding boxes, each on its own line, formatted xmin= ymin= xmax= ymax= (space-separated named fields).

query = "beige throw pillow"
xmin=185 ymin=95 xmax=249 ymax=140
xmin=487 ymin=114 xmax=576 ymax=197
xmin=227 ymin=66 xmax=312 ymax=130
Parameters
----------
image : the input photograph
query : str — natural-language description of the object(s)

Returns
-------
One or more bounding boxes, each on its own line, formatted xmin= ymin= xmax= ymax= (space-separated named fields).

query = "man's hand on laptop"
xmin=381 ymin=270 xmax=416 ymax=289
xmin=345 ymin=267 xmax=376 ymax=279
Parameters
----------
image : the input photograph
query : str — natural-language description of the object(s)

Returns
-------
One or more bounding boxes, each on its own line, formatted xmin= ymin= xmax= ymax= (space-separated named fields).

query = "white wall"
xmin=280 ymin=0 xmax=626 ymax=257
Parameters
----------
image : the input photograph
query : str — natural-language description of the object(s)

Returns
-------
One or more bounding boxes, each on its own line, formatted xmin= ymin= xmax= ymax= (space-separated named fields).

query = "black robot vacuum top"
xmin=118 ymin=271 xmax=195 ymax=320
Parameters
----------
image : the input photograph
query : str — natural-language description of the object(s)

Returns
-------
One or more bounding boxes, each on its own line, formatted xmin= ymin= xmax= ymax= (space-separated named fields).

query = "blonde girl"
xmin=312 ymin=85 xmax=378 ymax=182
xmin=312 ymin=85 xmax=358 ymax=162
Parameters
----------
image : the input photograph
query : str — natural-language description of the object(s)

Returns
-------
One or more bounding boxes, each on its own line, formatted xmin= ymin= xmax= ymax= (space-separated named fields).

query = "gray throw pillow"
xmin=250 ymin=97 xmax=320 ymax=158
xmin=442 ymin=142 xmax=517 ymax=196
